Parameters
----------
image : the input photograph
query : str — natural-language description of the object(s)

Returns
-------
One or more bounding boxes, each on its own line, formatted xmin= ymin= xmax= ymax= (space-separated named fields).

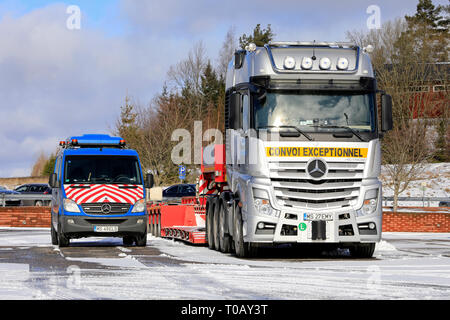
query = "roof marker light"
xmin=319 ymin=57 xmax=331 ymax=70
xmin=301 ymin=57 xmax=313 ymax=70
xmin=283 ymin=56 xmax=296 ymax=69
xmin=337 ymin=57 xmax=349 ymax=70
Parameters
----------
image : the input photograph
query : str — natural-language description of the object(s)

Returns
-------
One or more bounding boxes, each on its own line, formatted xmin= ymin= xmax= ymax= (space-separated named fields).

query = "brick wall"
xmin=0 ymin=206 xmax=448 ymax=232
xmin=382 ymin=207 xmax=449 ymax=232
xmin=0 ymin=207 xmax=51 ymax=228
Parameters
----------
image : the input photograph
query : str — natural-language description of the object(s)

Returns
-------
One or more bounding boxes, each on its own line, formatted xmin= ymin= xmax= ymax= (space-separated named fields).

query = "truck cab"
xmin=49 ymin=134 xmax=149 ymax=247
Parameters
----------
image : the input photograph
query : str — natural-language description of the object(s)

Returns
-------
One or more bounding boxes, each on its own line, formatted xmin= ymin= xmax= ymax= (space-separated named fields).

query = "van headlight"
xmin=131 ymin=199 xmax=146 ymax=213
xmin=253 ymin=188 xmax=280 ymax=217
xmin=63 ymin=198 xmax=81 ymax=213
xmin=356 ymin=189 xmax=379 ymax=217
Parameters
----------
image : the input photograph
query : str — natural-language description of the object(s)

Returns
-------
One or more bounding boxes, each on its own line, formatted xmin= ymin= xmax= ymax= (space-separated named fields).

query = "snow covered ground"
xmin=0 ymin=228 xmax=448 ymax=300
xmin=381 ymin=162 xmax=450 ymax=207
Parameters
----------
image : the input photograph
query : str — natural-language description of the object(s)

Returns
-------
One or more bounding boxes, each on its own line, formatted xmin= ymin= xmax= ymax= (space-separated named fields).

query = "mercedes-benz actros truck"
xmin=200 ymin=41 xmax=393 ymax=258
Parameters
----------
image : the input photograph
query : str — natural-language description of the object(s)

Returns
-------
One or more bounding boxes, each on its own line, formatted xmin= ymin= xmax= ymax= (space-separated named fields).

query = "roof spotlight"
xmin=301 ymin=57 xmax=313 ymax=70
xmin=283 ymin=56 xmax=296 ymax=69
xmin=337 ymin=57 xmax=349 ymax=70
xmin=319 ymin=57 xmax=331 ymax=70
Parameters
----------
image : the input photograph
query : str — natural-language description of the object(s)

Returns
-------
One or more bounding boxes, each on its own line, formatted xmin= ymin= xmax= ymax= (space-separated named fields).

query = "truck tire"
xmin=57 ymin=222 xmax=70 ymax=247
xmin=218 ymin=202 xmax=231 ymax=253
xmin=135 ymin=233 xmax=147 ymax=247
xmin=350 ymin=243 xmax=375 ymax=258
xmin=206 ymin=199 xmax=215 ymax=250
xmin=51 ymin=221 xmax=58 ymax=245
xmin=213 ymin=199 xmax=221 ymax=251
xmin=233 ymin=204 xmax=257 ymax=258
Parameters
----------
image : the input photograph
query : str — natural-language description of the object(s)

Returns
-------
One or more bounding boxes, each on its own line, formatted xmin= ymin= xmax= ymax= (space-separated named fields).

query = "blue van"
xmin=49 ymin=134 xmax=153 ymax=247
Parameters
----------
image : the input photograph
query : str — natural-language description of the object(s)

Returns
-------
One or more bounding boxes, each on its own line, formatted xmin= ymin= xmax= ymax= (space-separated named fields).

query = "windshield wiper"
xmin=311 ymin=125 xmax=365 ymax=142
xmin=259 ymin=125 xmax=314 ymax=141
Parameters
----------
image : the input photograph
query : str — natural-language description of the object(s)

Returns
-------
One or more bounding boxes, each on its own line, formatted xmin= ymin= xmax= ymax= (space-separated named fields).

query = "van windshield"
xmin=64 ymin=156 xmax=142 ymax=185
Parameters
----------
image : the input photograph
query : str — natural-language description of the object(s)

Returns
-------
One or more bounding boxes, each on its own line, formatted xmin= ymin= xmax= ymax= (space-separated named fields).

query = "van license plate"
xmin=94 ymin=226 xmax=118 ymax=232
xmin=303 ymin=213 xmax=333 ymax=221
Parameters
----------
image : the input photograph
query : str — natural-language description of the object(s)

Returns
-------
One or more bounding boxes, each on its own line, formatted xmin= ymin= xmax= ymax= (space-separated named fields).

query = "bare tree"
xmin=347 ymin=16 xmax=448 ymax=211
xmin=217 ymin=26 xmax=237 ymax=80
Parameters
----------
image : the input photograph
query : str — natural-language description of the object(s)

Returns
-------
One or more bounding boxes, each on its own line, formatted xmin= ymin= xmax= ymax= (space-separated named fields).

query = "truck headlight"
xmin=356 ymin=189 xmax=379 ymax=217
xmin=253 ymin=188 xmax=280 ymax=218
xmin=131 ymin=199 xmax=146 ymax=213
xmin=63 ymin=198 xmax=81 ymax=213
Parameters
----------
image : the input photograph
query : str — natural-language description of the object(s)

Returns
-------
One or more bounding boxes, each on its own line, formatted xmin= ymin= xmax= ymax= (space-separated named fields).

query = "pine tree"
xmin=239 ymin=24 xmax=274 ymax=49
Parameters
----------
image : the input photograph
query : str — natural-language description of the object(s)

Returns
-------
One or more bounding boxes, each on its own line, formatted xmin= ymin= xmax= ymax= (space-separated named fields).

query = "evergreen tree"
xmin=200 ymin=60 xmax=220 ymax=109
xmin=239 ymin=24 xmax=274 ymax=49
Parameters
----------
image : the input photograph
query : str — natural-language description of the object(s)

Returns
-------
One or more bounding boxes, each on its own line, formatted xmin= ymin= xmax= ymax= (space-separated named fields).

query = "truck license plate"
xmin=94 ymin=226 xmax=118 ymax=232
xmin=303 ymin=213 xmax=333 ymax=221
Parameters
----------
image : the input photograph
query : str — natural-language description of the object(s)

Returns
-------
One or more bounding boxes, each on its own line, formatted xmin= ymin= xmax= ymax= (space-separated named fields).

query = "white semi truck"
xmin=201 ymin=41 xmax=393 ymax=258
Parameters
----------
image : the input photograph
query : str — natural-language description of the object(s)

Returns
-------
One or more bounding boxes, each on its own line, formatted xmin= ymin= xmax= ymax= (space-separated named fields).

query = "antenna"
xmin=312 ymin=40 xmax=317 ymax=61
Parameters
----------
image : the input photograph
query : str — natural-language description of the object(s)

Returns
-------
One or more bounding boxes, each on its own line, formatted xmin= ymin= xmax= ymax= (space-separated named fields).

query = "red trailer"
xmin=147 ymin=145 xmax=226 ymax=245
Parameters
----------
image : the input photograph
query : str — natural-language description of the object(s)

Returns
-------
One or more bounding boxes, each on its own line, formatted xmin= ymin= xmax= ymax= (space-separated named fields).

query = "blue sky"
xmin=0 ymin=0 xmax=447 ymax=177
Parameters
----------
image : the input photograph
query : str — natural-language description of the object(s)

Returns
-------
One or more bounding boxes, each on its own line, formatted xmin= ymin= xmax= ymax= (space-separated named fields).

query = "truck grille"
xmin=81 ymin=203 xmax=131 ymax=214
xmin=269 ymin=161 xmax=364 ymax=209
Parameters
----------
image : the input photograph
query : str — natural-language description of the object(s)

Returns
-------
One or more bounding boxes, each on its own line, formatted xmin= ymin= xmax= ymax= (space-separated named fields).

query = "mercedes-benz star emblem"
xmin=101 ymin=203 xmax=112 ymax=214
xmin=307 ymin=159 xmax=327 ymax=179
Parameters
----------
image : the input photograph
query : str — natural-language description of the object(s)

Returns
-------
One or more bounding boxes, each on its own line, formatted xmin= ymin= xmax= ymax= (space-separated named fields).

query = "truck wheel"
xmin=213 ymin=199 xmax=221 ymax=252
xmin=57 ymin=222 xmax=70 ymax=248
xmin=233 ymin=205 xmax=249 ymax=258
xmin=51 ymin=221 xmax=58 ymax=245
xmin=135 ymin=233 xmax=147 ymax=247
xmin=206 ymin=199 xmax=215 ymax=250
xmin=218 ymin=202 xmax=231 ymax=253
xmin=350 ymin=243 xmax=375 ymax=258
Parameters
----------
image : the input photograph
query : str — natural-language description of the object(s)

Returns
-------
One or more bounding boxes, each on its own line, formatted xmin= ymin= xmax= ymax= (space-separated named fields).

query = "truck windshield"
xmin=254 ymin=91 xmax=376 ymax=132
xmin=64 ymin=156 xmax=142 ymax=185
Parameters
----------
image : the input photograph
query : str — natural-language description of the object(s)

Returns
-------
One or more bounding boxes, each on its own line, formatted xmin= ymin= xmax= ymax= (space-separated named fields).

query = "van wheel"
xmin=135 ymin=233 xmax=147 ymax=247
xmin=349 ymin=243 xmax=375 ymax=258
xmin=51 ymin=221 xmax=58 ymax=245
xmin=123 ymin=236 xmax=134 ymax=246
xmin=57 ymin=223 xmax=70 ymax=247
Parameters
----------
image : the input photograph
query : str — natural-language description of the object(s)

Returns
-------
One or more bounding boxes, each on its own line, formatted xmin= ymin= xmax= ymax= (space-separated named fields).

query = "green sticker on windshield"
xmin=299 ymin=223 xmax=307 ymax=231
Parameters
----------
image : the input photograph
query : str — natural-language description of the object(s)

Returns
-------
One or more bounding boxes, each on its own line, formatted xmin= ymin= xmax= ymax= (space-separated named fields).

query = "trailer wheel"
xmin=349 ymin=243 xmax=375 ymax=258
xmin=218 ymin=202 xmax=231 ymax=253
xmin=206 ymin=199 xmax=215 ymax=249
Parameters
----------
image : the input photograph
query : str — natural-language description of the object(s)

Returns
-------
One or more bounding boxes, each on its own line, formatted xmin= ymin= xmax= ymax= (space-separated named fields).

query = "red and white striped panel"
xmin=64 ymin=184 xmax=144 ymax=204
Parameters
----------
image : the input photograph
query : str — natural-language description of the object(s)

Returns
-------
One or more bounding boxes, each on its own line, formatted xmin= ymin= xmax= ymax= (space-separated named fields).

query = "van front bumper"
xmin=60 ymin=215 xmax=148 ymax=238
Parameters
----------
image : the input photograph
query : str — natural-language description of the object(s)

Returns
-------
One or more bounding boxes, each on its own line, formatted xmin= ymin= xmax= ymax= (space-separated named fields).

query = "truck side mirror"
xmin=229 ymin=93 xmax=241 ymax=130
xmin=146 ymin=173 xmax=154 ymax=189
xmin=381 ymin=94 xmax=393 ymax=132
xmin=49 ymin=173 xmax=59 ymax=189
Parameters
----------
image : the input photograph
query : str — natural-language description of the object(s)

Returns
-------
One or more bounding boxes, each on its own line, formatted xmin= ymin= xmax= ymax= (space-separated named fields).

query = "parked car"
xmin=0 ymin=186 xmax=21 ymax=207
xmin=162 ymin=184 xmax=196 ymax=201
xmin=14 ymin=184 xmax=52 ymax=206
xmin=439 ymin=200 xmax=450 ymax=207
